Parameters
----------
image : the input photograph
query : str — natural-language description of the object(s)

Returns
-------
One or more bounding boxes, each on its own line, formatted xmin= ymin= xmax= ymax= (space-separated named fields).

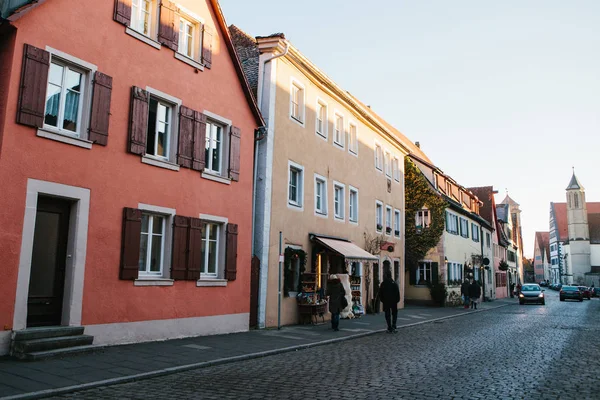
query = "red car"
xmin=577 ymin=286 xmax=592 ymax=300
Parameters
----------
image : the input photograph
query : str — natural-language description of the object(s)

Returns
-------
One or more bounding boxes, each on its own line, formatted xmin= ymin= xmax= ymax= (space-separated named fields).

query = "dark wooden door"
xmin=27 ymin=196 xmax=71 ymax=327
xmin=373 ymin=262 xmax=380 ymax=312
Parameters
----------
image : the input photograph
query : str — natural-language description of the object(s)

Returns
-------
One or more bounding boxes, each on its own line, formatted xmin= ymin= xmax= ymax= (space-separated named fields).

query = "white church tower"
xmin=565 ymin=171 xmax=591 ymax=284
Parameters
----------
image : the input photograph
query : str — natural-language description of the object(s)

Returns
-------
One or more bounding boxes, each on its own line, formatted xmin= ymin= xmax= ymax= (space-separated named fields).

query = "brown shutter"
xmin=113 ymin=0 xmax=132 ymax=26
xmin=229 ymin=126 xmax=241 ymax=181
xmin=129 ymin=86 xmax=149 ymax=155
xmin=201 ymin=24 xmax=213 ymax=68
xmin=225 ymin=223 xmax=238 ymax=281
xmin=158 ymin=0 xmax=179 ymax=51
xmin=187 ymin=217 xmax=203 ymax=280
xmin=17 ymin=44 xmax=50 ymax=128
xmin=88 ymin=71 xmax=113 ymax=146
xmin=120 ymin=208 xmax=142 ymax=280
xmin=171 ymin=215 xmax=189 ymax=280
xmin=192 ymin=112 xmax=207 ymax=171
xmin=177 ymin=106 xmax=194 ymax=168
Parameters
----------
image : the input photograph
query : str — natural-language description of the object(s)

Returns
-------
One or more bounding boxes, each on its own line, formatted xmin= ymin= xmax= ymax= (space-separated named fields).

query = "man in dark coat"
xmin=461 ymin=279 xmax=470 ymax=309
xmin=379 ymin=271 xmax=400 ymax=333
xmin=469 ymin=279 xmax=481 ymax=309
xmin=326 ymin=274 xmax=346 ymax=331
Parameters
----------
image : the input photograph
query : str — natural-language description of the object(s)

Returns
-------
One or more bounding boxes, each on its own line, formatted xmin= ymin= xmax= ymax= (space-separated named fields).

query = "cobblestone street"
xmin=50 ymin=292 xmax=600 ymax=400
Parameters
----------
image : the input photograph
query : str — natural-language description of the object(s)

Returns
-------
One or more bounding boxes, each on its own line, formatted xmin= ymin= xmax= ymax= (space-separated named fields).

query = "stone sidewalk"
xmin=0 ymin=300 xmax=513 ymax=400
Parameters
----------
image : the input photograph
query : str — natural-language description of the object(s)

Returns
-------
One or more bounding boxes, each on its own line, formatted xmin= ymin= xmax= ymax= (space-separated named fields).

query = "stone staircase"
xmin=10 ymin=326 xmax=95 ymax=361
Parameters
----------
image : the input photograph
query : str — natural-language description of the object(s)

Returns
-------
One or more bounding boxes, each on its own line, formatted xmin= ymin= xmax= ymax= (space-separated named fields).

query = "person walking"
xmin=461 ymin=279 xmax=470 ymax=309
xmin=326 ymin=274 xmax=346 ymax=332
xmin=379 ymin=271 xmax=401 ymax=333
xmin=469 ymin=279 xmax=481 ymax=309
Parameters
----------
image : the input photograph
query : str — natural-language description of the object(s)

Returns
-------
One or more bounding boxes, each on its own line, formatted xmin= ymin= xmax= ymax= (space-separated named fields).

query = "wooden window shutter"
xmin=431 ymin=262 xmax=439 ymax=285
xmin=128 ymin=86 xmax=149 ymax=155
xmin=171 ymin=215 xmax=190 ymax=280
xmin=187 ymin=217 xmax=203 ymax=280
xmin=17 ymin=44 xmax=50 ymax=128
xmin=158 ymin=1 xmax=179 ymax=51
xmin=113 ymin=0 xmax=132 ymax=26
xmin=192 ymin=112 xmax=207 ymax=171
xmin=120 ymin=207 xmax=142 ymax=280
xmin=409 ymin=265 xmax=416 ymax=285
xmin=177 ymin=106 xmax=194 ymax=168
xmin=229 ymin=126 xmax=241 ymax=181
xmin=225 ymin=223 xmax=238 ymax=281
xmin=88 ymin=71 xmax=113 ymax=146
xmin=202 ymin=24 xmax=213 ymax=68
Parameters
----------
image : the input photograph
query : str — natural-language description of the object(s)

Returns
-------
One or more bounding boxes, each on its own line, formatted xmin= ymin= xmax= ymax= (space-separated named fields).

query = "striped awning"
xmin=314 ymin=236 xmax=378 ymax=262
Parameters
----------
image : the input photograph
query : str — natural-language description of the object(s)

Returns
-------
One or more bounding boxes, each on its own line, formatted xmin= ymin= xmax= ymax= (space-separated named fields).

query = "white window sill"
xmin=349 ymin=150 xmax=358 ymax=158
xmin=334 ymin=216 xmax=345 ymax=222
xmin=196 ymin=279 xmax=228 ymax=287
xmin=134 ymin=278 xmax=174 ymax=286
xmin=333 ymin=142 xmax=345 ymax=150
xmin=175 ymin=52 xmax=205 ymax=71
xmin=315 ymin=132 xmax=327 ymax=141
xmin=202 ymin=171 xmax=231 ymax=185
xmin=37 ymin=128 xmax=92 ymax=149
xmin=350 ymin=219 xmax=358 ymax=225
xmin=287 ymin=202 xmax=303 ymax=211
xmin=290 ymin=115 xmax=305 ymax=127
xmin=315 ymin=211 xmax=328 ymax=218
xmin=142 ymin=155 xmax=180 ymax=171
xmin=125 ymin=27 xmax=161 ymax=50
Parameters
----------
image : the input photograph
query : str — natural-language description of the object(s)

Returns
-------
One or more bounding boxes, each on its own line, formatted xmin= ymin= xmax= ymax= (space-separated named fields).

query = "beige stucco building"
xmin=231 ymin=27 xmax=418 ymax=328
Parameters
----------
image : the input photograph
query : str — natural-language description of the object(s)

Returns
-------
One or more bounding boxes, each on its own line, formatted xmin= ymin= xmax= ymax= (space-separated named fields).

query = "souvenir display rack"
xmin=297 ymin=272 xmax=328 ymax=324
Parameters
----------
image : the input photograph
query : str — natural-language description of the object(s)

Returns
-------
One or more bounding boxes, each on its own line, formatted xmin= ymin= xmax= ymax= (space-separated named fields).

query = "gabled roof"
xmin=566 ymin=172 xmax=584 ymax=191
xmin=499 ymin=195 xmax=520 ymax=207
xmin=535 ymin=231 xmax=550 ymax=260
xmin=468 ymin=186 xmax=497 ymax=228
xmin=229 ymin=25 xmax=260 ymax=99
xmin=589 ymin=214 xmax=600 ymax=244
xmin=552 ymin=202 xmax=600 ymax=242
xmin=0 ymin=0 xmax=45 ymax=21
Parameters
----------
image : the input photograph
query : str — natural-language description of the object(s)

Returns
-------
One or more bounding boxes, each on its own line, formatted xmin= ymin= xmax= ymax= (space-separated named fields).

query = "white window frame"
xmin=289 ymin=78 xmax=305 ymax=126
xmin=333 ymin=181 xmax=345 ymax=221
xmin=384 ymin=151 xmax=392 ymax=177
xmin=416 ymin=208 xmax=430 ymax=228
xmin=460 ymin=218 xmax=469 ymax=238
xmin=394 ymin=209 xmax=401 ymax=238
xmin=375 ymin=142 xmax=383 ymax=171
xmin=287 ymin=160 xmax=304 ymax=210
xmin=472 ymin=223 xmax=480 ymax=242
xmin=200 ymin=110 xmax=232 ymax=180
xmin=333 ymin=111 xmax=344 ymax=149
xmin=38 ymin=47 xmax=97 ymax=148
xmin=198 ymin=213 xmax=228 ymax=281
xmin=315 ymin=98 xmax=328 ymax=140
xmin=446 ymin=211 xmax=459 ymax=235
xmin=349 ymin=186 xmax=359 ymax=224
xmin=393 ymin=157 xmax=400 ymax=182
xmin=385 ymin=205 xmax=392 ymax=236
xmin=348 ymin=121 xmax=358 ymax=155
xmin=416 ymin=261 xmax=432 ymax=285
xmin=142 ymin=87 xmax=182 ymax=168
xmin=314 ymin=173 xmax=328 ymax=216
xmin=127 ymin=0 xmax=160 ymax=47
xmin=376 ymin=200 xmax=383 ymax=233
xmin=137 ymin=203 xmax=176 ymax=281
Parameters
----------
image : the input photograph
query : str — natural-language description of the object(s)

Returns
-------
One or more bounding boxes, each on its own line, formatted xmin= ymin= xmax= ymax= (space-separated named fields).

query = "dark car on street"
xmin=519 ymin=284 xmax=545 ymax=305
xmin=560 ymin=286 xmax=583 ymax=302
xmin=577 ymin=286 xmax=591 ymax=300
xmin=593 ymin=287 xmax=600 ymax=298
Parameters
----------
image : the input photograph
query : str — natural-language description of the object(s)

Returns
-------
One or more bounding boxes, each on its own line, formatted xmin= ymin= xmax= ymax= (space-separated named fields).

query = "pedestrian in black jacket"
xmin=468 ymin=279 xmax=481 ymax=309
xmin=327 ymin=275 xmax=346 ymax=331
xmin=379 ymin=271 xmax=400 ymax=333
xmin=460 ymin=279 xmax=470 ymax=309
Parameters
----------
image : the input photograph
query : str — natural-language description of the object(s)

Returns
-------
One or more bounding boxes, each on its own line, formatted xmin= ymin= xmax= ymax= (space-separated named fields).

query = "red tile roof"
xmin=535 ymin=231 xmax=550 ymax=260
xmin=553 ymin=202 xmax=600 ymax=242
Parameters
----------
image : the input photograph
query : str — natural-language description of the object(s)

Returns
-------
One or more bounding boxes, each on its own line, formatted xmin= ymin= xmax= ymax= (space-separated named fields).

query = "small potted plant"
xmin=386 ymin=226 xmax=392 ymax=234
xmin=376 ymin=224 xmax=383 ymax=231
xmin=394 ymin=230 xmax=400 ymax=236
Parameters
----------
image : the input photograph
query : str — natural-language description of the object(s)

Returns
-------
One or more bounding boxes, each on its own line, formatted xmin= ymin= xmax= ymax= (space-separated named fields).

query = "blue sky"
xmin=220 ymin=0 xmax=600 ymax=257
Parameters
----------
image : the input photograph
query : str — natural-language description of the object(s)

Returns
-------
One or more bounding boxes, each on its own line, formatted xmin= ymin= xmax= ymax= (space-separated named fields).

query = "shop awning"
xmin=313 ymin=236 xmax=379 ymax=262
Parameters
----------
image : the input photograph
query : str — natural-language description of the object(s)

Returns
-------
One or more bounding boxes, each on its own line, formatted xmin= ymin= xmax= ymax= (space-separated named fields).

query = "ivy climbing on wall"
xmin=404 ymin=156 xmax=448 ymax=273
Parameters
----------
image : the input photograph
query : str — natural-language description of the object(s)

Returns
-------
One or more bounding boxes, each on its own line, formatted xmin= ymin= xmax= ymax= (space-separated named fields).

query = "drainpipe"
xmin=252 ymin=40 xmax=289 ymax=329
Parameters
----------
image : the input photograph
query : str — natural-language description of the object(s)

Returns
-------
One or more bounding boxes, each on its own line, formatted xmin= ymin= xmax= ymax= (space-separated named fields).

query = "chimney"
xmin=415 ymin=141 xmax=420 ymax=148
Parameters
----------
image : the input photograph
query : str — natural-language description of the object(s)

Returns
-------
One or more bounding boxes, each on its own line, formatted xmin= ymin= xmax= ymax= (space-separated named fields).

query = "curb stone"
xmin=1 ymin=303 xmax=509 ymax=400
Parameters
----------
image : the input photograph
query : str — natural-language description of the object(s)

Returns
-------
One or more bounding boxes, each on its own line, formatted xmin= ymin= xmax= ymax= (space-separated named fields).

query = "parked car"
xmin=560 ymin=286 xmax=583 ymax=302
xmin=519 ymin=284 xmax=545 ymax=305
xmin=593 ymin=287 xmax=600 ymax=298
xmin=577 ymin=286 xmax=591 ymax=300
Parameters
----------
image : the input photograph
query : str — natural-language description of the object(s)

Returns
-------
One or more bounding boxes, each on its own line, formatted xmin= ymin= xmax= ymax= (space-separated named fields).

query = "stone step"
xmin=12 ymin=326 xmax=85 ymax=341
xmin=15 ymin=344 xmax=102 ymax=361
xmin=12 ymin=334 xmax=94 ymax=354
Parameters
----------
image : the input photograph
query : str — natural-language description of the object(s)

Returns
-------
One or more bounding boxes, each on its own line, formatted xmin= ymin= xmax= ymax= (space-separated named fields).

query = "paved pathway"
xmin=0 ymin=301 xmax=511 ymax=400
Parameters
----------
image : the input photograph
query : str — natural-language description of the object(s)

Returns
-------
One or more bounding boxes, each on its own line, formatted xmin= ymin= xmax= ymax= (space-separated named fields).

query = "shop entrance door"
xmin=27 ymin=196 xmax=71 ymax=327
